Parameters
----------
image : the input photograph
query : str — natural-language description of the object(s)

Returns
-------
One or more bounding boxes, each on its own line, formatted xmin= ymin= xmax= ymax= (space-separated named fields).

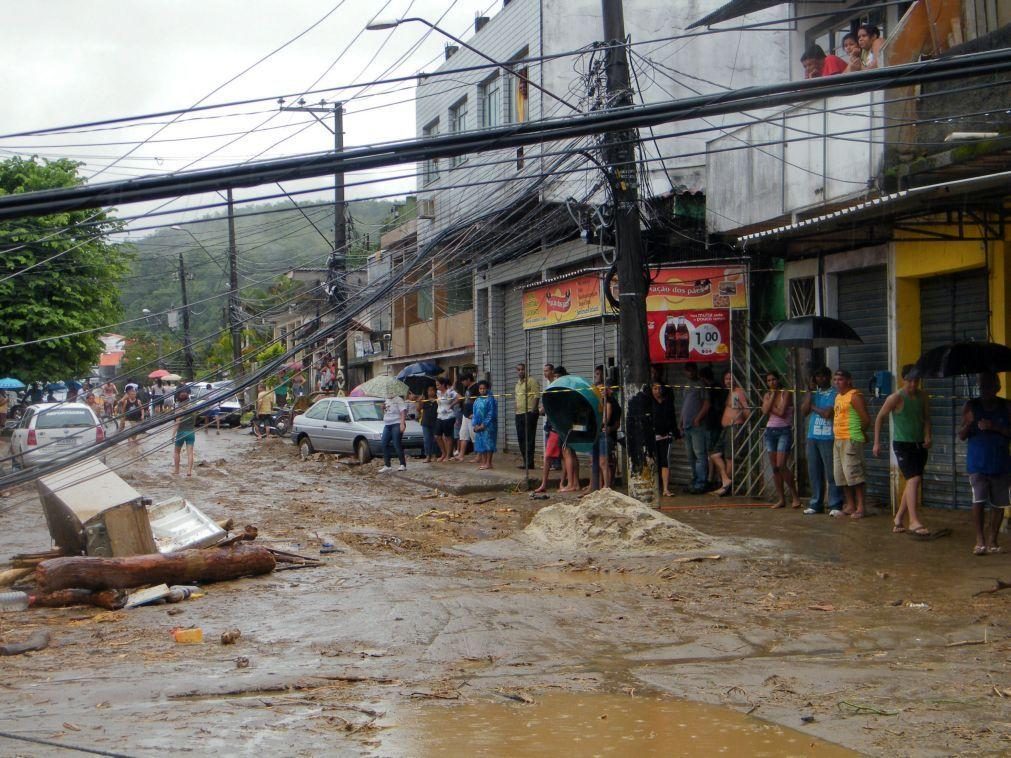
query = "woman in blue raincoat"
xmin=472 ymin=379 xmax=498 ymax=469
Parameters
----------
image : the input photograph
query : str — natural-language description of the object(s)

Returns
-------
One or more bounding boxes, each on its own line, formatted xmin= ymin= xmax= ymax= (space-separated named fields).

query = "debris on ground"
xmin=519 ymin=488 xmax=710 ymax=552
xmin=0 ymin=629 xmax=51 ymax=655
xmin=172 ymin=627 xmax=203 ymax=644
xmin=220 ymin=628 xmax=241 ymax=644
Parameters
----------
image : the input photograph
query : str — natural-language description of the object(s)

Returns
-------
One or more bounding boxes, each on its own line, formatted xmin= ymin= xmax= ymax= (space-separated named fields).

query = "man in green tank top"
xmin=873 ymin=364 xmax=931 ymax=535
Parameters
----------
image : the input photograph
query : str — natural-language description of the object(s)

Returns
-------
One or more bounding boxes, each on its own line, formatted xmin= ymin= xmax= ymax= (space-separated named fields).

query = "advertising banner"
xmin=646 ymin=266 xmax=747 ymax=311
xmin=647 ymin=309 xmax=730 ymax=363
xmin=523 ymin=273 xmax=608 ymax=329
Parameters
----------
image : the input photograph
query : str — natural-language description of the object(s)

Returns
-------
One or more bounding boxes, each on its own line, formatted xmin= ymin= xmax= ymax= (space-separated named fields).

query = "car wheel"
xmin=298 ymin=436 xmax=314 ymax=461
xmin=355 ymin=438 xmax=372 ymax=464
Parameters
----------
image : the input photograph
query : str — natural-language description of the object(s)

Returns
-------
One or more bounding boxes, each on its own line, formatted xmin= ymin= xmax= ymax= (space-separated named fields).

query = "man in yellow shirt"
xmin=514 ymin=363 xmax=541 ymax=469
xmin=255 ymin=382 xmax=275 ymax=440
xmin=832 ymin=370 xmax=871 ymax=519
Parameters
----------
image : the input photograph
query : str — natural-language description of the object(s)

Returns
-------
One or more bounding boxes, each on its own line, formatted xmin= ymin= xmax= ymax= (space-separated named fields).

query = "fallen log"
xmin=0 ymin=629 xmax=51 ymax=656
xmin=32 ymin=589 xmax=127 ymax=610
xmin=35 ymin=544 xmax=276 ymax=593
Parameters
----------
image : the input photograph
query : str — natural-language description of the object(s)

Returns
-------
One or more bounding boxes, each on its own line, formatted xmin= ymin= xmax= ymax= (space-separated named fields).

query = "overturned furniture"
xmin=37 ymin=459 xmax=225 ymax=557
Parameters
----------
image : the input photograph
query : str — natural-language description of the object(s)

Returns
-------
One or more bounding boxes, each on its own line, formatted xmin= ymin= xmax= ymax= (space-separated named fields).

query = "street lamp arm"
xmin=368 ymin=17 xmax=579 ymax=114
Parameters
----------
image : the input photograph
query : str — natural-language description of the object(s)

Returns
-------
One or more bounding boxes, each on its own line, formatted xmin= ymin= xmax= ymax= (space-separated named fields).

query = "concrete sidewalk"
xmin=393 ymin=456 xmax=536 ymax=495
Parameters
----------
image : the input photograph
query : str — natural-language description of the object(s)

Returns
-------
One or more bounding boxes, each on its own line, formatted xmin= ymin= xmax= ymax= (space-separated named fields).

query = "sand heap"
xmin=521 ymin=488 xmax=710 ymax=553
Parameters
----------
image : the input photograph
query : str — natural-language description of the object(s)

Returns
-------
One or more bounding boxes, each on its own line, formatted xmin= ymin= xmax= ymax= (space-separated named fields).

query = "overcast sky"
xmin=0 ymin=1 xmax=503 ymax=232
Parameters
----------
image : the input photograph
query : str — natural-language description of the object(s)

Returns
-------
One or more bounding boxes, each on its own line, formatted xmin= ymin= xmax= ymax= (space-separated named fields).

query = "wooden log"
xmin=0 ymin=630 xmax=51 ymax=656
xmin=34 ymin=544 xmax=276 ymax=593
xmin=0 ymin=567 xmax=33 ymax=587
xmin=32 ymin=589 xmax=127 ymax=610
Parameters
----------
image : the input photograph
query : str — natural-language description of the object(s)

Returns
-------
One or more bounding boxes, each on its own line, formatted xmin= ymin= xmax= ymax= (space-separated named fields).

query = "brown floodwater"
xmin=381 ymin=692 xmax=858 ymax=757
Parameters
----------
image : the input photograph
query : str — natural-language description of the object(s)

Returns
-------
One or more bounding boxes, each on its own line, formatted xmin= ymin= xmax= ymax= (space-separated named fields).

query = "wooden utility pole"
xmin=177 ymin=252 xmax=195 ymax=382
xmin=226 ymin=189 xmax=242 ymax=375
xmin=601 ymin=0 xmax=655 ymax=503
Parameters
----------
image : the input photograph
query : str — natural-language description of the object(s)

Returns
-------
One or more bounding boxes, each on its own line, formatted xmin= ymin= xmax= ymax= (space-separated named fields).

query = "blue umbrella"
xmin=397 ymin=361 xmax=443 ymax=380
xmin=0 ymin=377 xmax=25 ymax=391
xmin=46 ymin=381 xmax=67 ymax=391
xmin=65 ymin=380 xmax=84 ymax=390
xmin=542 ymin=375 xmax=602 ymax=454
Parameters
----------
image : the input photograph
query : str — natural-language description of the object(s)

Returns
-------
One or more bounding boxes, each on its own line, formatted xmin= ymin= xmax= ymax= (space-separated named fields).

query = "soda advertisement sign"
xmin=523 ymin=273 xmax=610 ymax=329
xmin=647 ymin=267 xmax=747 ymax=311
xmin=647 ymin=309 xmax=730 ymax=363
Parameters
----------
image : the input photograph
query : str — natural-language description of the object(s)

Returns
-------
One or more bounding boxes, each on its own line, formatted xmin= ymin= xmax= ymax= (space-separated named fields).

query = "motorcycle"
xmin=250 ymin=406 xmax=293 ymax=438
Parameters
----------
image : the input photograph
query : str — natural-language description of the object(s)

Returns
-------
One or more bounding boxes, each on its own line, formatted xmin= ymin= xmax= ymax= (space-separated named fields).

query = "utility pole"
xmin=178 ymin=252 xmax=195 ymax=382
xmin=279 ymin=99 xmax=347 ymax=394
xmin=601 ymin=0 xmax=655 ymax=503
xmin=226 ymin=189 xmax=242 ymax=375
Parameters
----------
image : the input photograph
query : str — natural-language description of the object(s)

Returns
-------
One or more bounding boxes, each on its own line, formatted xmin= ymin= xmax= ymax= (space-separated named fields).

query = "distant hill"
xmin=118 ymin=199 xmax=398 ymax=344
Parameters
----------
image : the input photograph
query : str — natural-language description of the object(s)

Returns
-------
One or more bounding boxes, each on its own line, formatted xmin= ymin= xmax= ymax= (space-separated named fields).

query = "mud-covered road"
xmin=0 ymin=426 xmax=1008 ymax=756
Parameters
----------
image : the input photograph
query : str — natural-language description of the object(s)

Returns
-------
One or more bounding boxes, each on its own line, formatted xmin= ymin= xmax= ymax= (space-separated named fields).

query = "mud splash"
xmin=382 ymin=691 xmax=857 ymax=756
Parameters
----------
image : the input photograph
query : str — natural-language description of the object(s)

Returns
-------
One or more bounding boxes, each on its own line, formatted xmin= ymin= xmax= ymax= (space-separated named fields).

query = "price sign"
xmin=646 ymin=309 xmax=730 ymax=363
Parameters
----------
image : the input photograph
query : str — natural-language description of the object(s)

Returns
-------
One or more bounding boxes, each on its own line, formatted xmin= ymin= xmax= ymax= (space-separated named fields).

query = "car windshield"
xmin=350 ymin=401 xmax=384 ymax=422
xmin=36 ymin=408 xmax=95 ymax=429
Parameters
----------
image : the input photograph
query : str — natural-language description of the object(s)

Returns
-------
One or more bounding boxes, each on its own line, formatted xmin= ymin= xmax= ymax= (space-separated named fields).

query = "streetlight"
xmin=366 ymin=18 xmax=578 ymax=113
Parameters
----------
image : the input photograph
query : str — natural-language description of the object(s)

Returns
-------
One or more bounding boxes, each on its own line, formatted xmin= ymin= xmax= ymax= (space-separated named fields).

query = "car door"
xmin=326 ymin=400 xmax=353 ymax=452
xmin=303 ymin=400 xmax=333 ymax=451
xmin=10 ymin=408 xmax=32 ymax=459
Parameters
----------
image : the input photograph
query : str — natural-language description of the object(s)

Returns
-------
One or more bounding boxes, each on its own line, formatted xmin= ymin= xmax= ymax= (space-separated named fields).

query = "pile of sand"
xmin=521 ymin=488 xmax=710 ymax=553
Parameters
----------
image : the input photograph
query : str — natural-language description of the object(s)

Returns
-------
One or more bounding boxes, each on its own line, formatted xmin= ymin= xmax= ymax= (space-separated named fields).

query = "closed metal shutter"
xmin=560 ymin=324 xmax=598 ymax=381
xmin=919 ymin=269 xmax=988 ymax=509
xmin=837 ymin=267 xmax=889 ymax=504
xmin=503 ymin=288 xmax=525 ymax=451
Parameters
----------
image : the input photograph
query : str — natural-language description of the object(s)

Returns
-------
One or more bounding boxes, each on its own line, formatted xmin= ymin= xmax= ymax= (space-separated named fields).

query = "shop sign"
xmin=647 ymin=266 xmax=747 ymax=310
xmin=523 ymin=273 xmax=609 ymax=329
xmin=647 ymin=309 xmax=730 ymax=363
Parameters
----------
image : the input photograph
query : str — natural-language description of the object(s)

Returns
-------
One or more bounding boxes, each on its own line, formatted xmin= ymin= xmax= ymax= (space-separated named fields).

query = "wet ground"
xmin=0 ymin=427 xmax=1008 ymax=756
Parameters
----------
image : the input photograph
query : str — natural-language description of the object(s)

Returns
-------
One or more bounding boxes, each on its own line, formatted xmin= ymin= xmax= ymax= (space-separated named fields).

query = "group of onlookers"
xmin=800 ymin=23 xmax=885 ymax=79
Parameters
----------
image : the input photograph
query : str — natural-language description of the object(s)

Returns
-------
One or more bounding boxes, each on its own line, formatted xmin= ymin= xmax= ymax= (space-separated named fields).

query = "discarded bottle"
xmin=0 ymin=591 xmax=30 ymax=612
xmin=166 ymin=586 xmax=200 ymax=603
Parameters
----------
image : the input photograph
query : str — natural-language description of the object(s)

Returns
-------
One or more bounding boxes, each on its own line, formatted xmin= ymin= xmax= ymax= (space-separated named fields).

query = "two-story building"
xmin=701 ymin=0 xmax=1011 ymax=508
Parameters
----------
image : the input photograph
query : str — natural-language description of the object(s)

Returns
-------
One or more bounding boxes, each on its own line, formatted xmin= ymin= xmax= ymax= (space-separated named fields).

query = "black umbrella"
xmin=402 ymin=374 xmax=438 ymax=395
xmin=396 ymin=361 xmax=443 ymax=380
xmin=911 ymin=340 xmax=1011 ymax=379
xmin=761 ymin=316 xmax=863 ymax=349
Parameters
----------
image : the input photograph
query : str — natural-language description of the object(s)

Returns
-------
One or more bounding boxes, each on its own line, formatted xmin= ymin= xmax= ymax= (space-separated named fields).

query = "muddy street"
xmin=1 ymin=427 xmax=1008 ymax=756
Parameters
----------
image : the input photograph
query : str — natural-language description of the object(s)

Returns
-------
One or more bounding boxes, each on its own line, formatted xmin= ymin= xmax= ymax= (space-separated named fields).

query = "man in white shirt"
xmin=379 ymin=393 xmax=409 ymax=472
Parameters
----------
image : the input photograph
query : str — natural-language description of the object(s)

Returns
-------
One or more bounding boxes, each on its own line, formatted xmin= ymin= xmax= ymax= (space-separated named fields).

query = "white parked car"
xmin=292 ymin=396 xmax=424 ymax=462
xmin=10 ymin=403 xmax=105 ymax=470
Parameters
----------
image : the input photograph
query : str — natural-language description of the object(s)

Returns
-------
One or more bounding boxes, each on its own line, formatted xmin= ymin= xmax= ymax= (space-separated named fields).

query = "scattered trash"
xmin=672 ymin=554 xmax=722 ymax=563
xmin=529 ymin=493 xmax=549 ymax=500
xmin=148 ymin=497 xmax=227 ymax=553
xmin=472 ymin=497 xmax=496 ymax=505
xmin=0 ymin=567 xmax=34 ymax=587
xmin=172 ymin=627 xmax=203 ymax=644
xmin=905 ymin=602 xmax=930 ymax=609
xmin=220 ymin=628 xmax=241 ymax=645
xmin=801 ymin=715 xmax=816 ymax=723
xmin=875 ymin=571 xmax=889 ymax=580
xmin=808 ymin=604 xmax=836 ymax=612
xmin=0 ymin=629 xmax=51 ymax=656
xmin=888 ymin=598 xmax=904 ymax=606
xmin=125 ymin=584 xmax=172 ymax=608
xmin=235 ymin=656 xmax=250 ymax=669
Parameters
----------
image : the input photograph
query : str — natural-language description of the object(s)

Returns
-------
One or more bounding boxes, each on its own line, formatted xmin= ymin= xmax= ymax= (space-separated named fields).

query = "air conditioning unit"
xmin=418 ymin=199 xmax=436 ymax=219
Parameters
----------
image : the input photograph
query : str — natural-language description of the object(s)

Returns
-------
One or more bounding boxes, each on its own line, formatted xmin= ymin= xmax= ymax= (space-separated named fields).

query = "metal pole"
xmin=601 ymin=0 xmax=655 ymax=504
xmin=178 ymin=252 xmax=195 ymax=382
xmin=226 ymin=189 xmax=242 ymax=376
xmin=332 ymin=102 xmax=348 ymax=396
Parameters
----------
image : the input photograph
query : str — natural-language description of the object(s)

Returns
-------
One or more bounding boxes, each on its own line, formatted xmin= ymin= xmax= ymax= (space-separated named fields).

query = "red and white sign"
xmin=647 ymin=309 xmax=730 ymax=363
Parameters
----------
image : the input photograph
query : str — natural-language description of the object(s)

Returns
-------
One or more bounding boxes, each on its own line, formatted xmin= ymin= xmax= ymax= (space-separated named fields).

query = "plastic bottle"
xmin=0 ymin=591 xmax=30 ymax=611
xmin=166 ymin=585 xmax=200 ymax=603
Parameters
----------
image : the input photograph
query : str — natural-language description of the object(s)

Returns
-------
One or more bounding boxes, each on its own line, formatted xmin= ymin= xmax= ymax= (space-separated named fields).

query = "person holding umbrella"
xmin=958 ymin=372 xmax=1009 ymax=555
xmin=873 ymin=365 xmax=932 ymax=535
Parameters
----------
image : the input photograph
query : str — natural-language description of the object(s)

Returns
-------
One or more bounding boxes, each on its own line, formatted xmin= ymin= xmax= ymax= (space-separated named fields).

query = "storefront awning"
xmin=686 ymin=0 xmax=784 ymax=29
xmin=383 ymin=345 xmax=474 ymax=366
xmin=737 ymin=169 xmax=1011 ymax=246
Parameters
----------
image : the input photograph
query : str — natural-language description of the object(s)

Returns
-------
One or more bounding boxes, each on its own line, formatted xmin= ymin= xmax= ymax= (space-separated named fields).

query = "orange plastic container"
xmin=171 ymin=627 xmax=203 ymax=644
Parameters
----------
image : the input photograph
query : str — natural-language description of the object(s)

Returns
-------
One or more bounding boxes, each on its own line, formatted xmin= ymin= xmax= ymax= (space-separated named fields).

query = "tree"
xmin=0 ymin=157 xmax=131 ymax=380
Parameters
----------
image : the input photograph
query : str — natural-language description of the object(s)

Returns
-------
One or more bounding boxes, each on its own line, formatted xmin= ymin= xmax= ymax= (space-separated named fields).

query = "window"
xmin=326 ymin=401 xmax=350 ymax=423
xmin=305 ymin=401 xmax=329 ymax=420
xmin=449 ymin=97 xmax=468 ymax=167
xmin=510 ymin=65 xmax=529 ymax=123
xmin=351 ymin=401 xmax=384 ymax=422
xmin=808 ymin=7 xmax=889 ymax=59
xmin=422 ymin=118 xmax=440 ymax=184
xmin=446 ymin=267 xmax=473 ymax=316
xmin=479 ymin=74 xmax=502 ymax=128
xmin=36 ymin=408 xmax=97 ymax=428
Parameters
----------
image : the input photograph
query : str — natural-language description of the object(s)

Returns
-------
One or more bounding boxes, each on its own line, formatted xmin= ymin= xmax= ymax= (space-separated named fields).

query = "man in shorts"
xmin=832 ymin=369 xmax=871 ymax=518
xmin=172 ymin=387 xmax=197 ymax=476
xmin=454 ymin=374 xmax=476 ymax=461
xmin=958 ymin=372 xmax=1009 ymax=555
xmin=254 ymin=382 xmax=274 ymax=440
